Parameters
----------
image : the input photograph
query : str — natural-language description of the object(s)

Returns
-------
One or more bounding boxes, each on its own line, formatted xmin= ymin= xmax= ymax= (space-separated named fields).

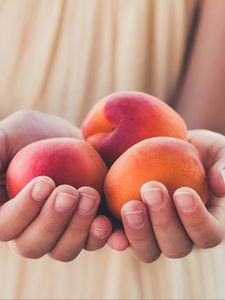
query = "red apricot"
xmin=6 ymin=138 xmax=108 ymax=199
xmin=81 ymin=91 xmax=188 ymax=166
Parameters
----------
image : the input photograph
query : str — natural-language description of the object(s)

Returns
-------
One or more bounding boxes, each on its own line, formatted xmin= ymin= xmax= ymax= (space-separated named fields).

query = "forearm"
xmin=175 ymin=0 xmax=225 ymax=135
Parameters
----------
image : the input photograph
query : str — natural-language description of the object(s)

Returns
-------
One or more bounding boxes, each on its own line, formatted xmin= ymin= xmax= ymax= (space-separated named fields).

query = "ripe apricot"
xmin=6 ymin=138 xmax=108 ymax=198
xmin=82 ymin=91 xmax=187 ymax=166
xmin=104 ymin=137 xmax=209 ymax=220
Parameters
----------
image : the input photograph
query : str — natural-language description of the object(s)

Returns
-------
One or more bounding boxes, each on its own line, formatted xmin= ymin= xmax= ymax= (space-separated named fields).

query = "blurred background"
xmin=0 ymin=0 xmax=197 ymax=125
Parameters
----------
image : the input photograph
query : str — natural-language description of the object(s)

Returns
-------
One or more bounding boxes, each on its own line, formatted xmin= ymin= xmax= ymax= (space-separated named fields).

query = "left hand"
xmin=107 ymin=130 xmax=225 ymax=263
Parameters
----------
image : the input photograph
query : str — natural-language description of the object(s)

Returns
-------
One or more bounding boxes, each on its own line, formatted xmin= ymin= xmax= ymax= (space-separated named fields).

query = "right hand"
xmin=108 ymin=130 xmax=225 ymax=263
xmin=0 ymin=110 xmax=112 ymax=261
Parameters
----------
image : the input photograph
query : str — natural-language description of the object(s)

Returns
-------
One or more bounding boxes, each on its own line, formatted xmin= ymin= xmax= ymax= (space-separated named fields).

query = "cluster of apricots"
xmin=6 ymin=92 xmax=208 ymax=220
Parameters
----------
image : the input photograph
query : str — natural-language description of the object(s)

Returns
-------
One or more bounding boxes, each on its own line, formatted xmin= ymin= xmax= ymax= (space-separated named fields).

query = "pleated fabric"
xmin=0 ymin=0 xmax=196 ymax=123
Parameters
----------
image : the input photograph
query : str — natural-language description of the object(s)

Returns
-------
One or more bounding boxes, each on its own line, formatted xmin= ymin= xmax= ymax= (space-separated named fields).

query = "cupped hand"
xmin=107 ymin=130 xmax=225 ymax=263
xmin=0 ymin=110 xmax=112 ymax=261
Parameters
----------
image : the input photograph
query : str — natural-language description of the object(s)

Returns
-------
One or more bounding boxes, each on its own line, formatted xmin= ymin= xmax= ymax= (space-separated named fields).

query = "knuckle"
xmin=186 ymin=217 xmax=206 ymax=232
xmin=129 ymin=231 xmax=150 ymax=244
xmin=14 ymin=203 xmax=31 ymax=221
xmin=153 ymin=217 xmax=172 ymax=230
xmin=84 ymin=245 xmax=95 ymax=251
xmin=130 ymin=248 xmax=161 ymax=264
xmin=139 ymin=251 xmax=161 ymax=264
xmin=12 ymin=109 xmax=37 ymax=124
xmin=151 ymin=210 xmax=175 ymax=230
xmin=0 ymin=230 xmax=12 ymax=242
xmin=0 ymin=225 xmax=20 ymax=242
xmin=164 ymin=246 xmax=193 ymax=259
xmin=14 ymin=109 xmax=36 ymax=119
xmin=198 ymin=236 xmax=222 ymax=249
xmin=11 ymin=241 xmax=43 ymax=259
xmin=85 ymin=241 xmax=105 ymax=251
xmin=129 ymin=241 xmax=161 ymax=264
xmin=54 ymin=184 xmax=78 ymax=195
xmin=42 ymin=222 xmax=60 ymax=235
xmin=69 ymin=221 xmax=90 ymax=235
xmin=49 ymin=250 xmax=79 ymax=262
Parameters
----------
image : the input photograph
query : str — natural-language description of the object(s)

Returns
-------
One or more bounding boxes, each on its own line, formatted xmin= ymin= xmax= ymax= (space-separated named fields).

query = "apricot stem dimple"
xmin=81 ymin=91 xmax=188 ymax=166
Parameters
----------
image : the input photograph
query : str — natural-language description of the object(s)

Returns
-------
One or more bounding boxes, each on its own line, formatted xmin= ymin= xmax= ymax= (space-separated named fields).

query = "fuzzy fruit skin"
xmin=81 ymin=91 xmax=188 ymax=166
xmin=6 ymin=138 xmax=108 ymax=199
xmin=104 ymin=137 xmax=209 ymax=220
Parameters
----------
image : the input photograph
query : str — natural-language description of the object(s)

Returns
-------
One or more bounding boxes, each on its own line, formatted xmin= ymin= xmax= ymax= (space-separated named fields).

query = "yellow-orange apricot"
xmin=104 ymin=137 xmax=209 ymax=220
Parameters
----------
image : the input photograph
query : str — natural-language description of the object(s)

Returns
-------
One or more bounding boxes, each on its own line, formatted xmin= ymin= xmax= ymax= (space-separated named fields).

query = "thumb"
xmin=208 ymin=153 xmax=225 ymax=197
xmin=0 ymin=110 xmax=82 ymax=172
xmin=188 ymin=130 xmax=225 ymax=198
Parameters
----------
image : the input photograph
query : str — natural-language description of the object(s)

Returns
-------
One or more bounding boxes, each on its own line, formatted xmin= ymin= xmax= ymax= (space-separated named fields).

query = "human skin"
xmin=0 ymin=112 xmax=224 ymax=263
xmin=107 ymin=130 xmax=225 ymax=262
xmin=175 ymin=0 xmax=225 ymax=135
xmin=0 ymin=110 xmax=113 ymax=261
xmin=1 ymin=0 xmax=225 ymax=263
xmin=107 ymin=0 xmax=225 ymax=262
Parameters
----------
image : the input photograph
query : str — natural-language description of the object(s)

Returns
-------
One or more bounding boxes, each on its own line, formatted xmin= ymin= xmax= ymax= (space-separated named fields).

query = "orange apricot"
xmin=104 ymin=137 xmax=209 ymax=220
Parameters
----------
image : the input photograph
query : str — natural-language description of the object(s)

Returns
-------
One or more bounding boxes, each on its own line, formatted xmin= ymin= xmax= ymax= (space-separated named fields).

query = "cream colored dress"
xmin=0 ymin=0 xmax=225 ymax=299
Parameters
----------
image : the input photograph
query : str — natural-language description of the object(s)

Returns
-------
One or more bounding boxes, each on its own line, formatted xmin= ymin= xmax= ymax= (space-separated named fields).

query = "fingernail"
xmin=32 ymin=179 xmax=54 ymax=201
xmin=54 ymin=192 xmax=78 ymax=213
xmin=142 ymin=187 xmax=164 ymax=210
xmin=222 ymin=169 xmax=225 ymax=185
xmin=123 ymin=211 xmax=144 ymax=228
xmin=174 ymin=192 xmax=195 ymax=212
xmin=92 ymin=227 xmax=108 ymax=239
xmin=78 ymin=193 xmax=97 ymax=215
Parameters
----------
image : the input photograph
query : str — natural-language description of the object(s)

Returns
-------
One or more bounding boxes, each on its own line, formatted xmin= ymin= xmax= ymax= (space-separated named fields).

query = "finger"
xmin=188 ymin=130 xmax=225 ymax=197
xmin=0 ymin=176 xmax=55 ymax=241
xmin=121 ymin=200 xmax=161 ymax=263
xmin=107 ymin=229 xmax=129 ymax=251
xmin=141 ymin=182 xmax=193 ymax=258
xmin=11 ymin=185 xmax=79 ymax=258
xmin=49 ymin=186 xmax=100 ymax=262
xmin=187 ymin=130 xmax=225 ymax=166
xmin=208 ymin=154 xmax=225 ymax=197
xmin=85 ymin=215 xmax=112 ymax=251
xmin=174 ymin=187 xmax=224 ymax=249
